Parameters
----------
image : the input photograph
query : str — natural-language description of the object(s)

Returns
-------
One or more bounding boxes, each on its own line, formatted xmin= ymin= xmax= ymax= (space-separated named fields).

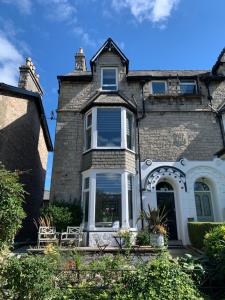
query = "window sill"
xmin=148 ymin=93 xmax=202 ymax=98
xmin=82 ymin=148 xmax=136 ymax=155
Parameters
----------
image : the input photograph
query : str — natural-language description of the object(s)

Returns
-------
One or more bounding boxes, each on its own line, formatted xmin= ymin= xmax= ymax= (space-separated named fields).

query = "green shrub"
xmin=0 ymin=254 xmax=60 ymax=300
xmin=188 ymin=222 xmax=224 ymax=249
xmin=0 ymin=163 xmax=26 ymax=249
xmin=117 ymin=253 xmax=203 ymax=300
xmin=136 ymin=230 xmax=150 ymax=245
xmin=41 ymin=201 xmax=83 ymax=231
xmin=204 ymin=225 xmax=225 ymax=261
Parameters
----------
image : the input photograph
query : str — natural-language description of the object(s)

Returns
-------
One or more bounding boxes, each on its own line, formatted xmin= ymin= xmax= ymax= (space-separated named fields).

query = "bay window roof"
xmin=80 ymin=91 xmax=137 ymax=114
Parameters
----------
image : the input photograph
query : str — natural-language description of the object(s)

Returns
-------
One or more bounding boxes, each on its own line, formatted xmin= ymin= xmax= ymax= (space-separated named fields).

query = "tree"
xmin=0 ymin=163 xmax=26 ymax=249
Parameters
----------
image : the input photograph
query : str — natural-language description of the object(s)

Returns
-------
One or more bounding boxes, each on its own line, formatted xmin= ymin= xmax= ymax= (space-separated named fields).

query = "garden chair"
xmin=60 ymin=226 xmax=83 ymax=247
xmin=37 ymin=226 xmax=59 ymax=248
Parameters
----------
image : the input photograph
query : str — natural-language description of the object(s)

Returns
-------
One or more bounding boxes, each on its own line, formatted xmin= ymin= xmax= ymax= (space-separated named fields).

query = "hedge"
xmin=188 ymin=222 xmax=225 ymax=249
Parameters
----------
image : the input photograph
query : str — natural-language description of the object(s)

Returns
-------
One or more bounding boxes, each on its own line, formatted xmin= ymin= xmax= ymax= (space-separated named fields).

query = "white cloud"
xmin=37 ymin=0 xmax=76 ymax=22
xmin=112 ymin=0 xmax=180 ymax=23
xmin=0 ymin=34 xmax=23 ymax=85
xmin=1 ymin=0 xmax=32 ymax=14
xmin=73 ymin=26 xmax=96 ymax=48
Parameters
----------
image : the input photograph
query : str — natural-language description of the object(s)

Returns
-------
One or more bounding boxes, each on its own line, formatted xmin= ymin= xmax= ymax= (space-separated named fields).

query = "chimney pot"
xmin=75 ymin=48 xmax=86 ymax=71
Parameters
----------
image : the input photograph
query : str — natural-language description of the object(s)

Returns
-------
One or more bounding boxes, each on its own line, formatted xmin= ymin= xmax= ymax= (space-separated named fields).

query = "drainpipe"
xmin=205 ymin=78 xmax=225 ymax=146
xmin=136 ymin=80 xmax=146 ymax=229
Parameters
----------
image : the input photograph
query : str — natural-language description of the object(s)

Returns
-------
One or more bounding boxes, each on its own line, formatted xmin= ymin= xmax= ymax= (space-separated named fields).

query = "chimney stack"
xmin=18 ymin=57 xmax=43 ymax=95
xmin=75 ymin=48 xmax=86 ymax=71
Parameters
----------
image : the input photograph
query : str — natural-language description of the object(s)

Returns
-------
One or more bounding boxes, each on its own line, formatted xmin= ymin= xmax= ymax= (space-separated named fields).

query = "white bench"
xmin=37 ymin=226 xmax=59 ymax=248
xmin=60 ymin=226 xmax=83 ymax=247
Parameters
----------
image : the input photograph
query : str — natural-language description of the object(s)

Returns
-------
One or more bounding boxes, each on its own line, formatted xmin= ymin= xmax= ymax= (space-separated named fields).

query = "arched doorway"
xmin=194 ymin=180 xmax=214 ymax=222
xmin=156 ymin=182 xmax=178 ymax=240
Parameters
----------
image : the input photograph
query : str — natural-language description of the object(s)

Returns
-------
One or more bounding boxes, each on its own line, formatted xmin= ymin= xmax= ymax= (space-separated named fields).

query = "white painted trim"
xmin=121 ymin=107 xmax=126 ymax=148
xmin=81 ymin=169 xmax=138 ymax=231
xmin=83 ymin=106 xmax=136 ymax=153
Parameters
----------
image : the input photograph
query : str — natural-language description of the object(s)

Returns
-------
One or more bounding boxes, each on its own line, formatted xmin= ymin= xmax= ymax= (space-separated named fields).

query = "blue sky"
xmin=0 ymin=0 xmax=225 ymax=190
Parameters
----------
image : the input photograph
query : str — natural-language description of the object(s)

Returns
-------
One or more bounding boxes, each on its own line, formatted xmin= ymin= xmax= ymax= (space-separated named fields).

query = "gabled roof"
xmin=80 ymin=90 xmax=137 ymax=114
xmin=212 ymin=48 xmax=225 ymax=75
xmin=90 ymin=38 xmax=129 ymax=73
xmin=0 ymin=83 xmax=53 ymax=151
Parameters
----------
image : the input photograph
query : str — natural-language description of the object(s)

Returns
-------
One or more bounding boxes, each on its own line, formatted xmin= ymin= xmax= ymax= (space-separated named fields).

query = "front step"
xmin=168 ymin=240 xmax=184 ymax=249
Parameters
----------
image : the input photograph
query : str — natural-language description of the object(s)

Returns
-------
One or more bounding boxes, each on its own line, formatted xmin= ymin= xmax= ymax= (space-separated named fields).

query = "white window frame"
xmin=84 ymin=112 xmax=92 ymax=151
xmin=179 ymin=80 xmax=197 ymax=94
xmin=82 ymin=169 xmax=136 ymax=231
xmin=150 ymin=80 xmax=167 ymax=94
xmin=101 ymin=67 xmax=118 ymax=91
xmin=84 ymin=107 xmax=135 ymax=152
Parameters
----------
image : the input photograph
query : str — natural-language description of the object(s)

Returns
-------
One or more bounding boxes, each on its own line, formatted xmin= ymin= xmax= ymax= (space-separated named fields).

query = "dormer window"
xmin=151 ymin=81 xmax=167 ymax=94
xmin=101 ymin=68 xmax=118 ymax=91
xmin=179 ymin=80 xmax=197 ymax=94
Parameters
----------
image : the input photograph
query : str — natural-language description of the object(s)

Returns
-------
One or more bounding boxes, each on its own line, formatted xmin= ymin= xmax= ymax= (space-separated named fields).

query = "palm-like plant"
xmin=138 ymin=205 xmax=168 ymax=234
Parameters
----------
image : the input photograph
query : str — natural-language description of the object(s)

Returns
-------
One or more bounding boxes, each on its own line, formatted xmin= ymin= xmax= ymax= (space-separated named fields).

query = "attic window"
xmin=151 ymin=81 xmax=167 ymax=94
xmin=101 ymin=68 xmax=117 ymax=91
xmin=179 ymin=80 xmax=197 ymax=94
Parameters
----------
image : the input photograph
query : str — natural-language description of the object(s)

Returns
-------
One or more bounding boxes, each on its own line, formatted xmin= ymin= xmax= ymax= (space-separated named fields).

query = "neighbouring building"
xmin=0 ymin=58 xmax=53 ymax=242
xmin=50 ymin=38 xmax=225 ymax=246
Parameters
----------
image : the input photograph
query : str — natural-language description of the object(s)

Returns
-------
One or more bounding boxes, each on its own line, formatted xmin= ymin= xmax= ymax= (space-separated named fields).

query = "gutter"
xmin=136 ymin=80 xmax=146 ymax=229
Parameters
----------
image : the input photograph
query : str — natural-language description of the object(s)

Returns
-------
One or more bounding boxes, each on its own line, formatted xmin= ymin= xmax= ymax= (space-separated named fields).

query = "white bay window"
xmin=84 ymin=107 xmax=135 ymax=151
xmin=82 ymin=170 xmax=135 ymax=230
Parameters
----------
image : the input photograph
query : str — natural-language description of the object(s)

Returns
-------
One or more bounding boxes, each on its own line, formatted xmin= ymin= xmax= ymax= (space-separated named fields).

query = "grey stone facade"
xmin=51 ymin=40 xmax=225 ymax=202
xmin=0 ymin=58 xmax=52 ymax=242
xmin=50 ymin=39 xmax=225 ymax=245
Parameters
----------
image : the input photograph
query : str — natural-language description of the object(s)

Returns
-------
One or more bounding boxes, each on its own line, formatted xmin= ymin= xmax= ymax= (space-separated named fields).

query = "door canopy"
xmin=145 ymin=166 xmax=187 ymax=192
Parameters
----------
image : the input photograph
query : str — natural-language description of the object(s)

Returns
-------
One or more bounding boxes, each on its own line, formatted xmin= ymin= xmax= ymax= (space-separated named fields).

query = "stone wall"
xmin=82 ymin=150 xmax=135 ymax=173
xmin=0 ymin=92 xmax=48 ymax=241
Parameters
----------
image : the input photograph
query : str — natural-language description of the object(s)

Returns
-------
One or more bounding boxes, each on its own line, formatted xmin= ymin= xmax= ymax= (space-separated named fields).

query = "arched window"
xmin=194 ymin=181 xmax=214 ymax=221
xmin=156 ymin=182 xmax=173 ymax=191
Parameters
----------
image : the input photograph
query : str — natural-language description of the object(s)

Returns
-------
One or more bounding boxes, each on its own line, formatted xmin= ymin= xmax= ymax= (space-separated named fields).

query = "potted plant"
xmin=138 ymin=205 xmax=167 ymax=247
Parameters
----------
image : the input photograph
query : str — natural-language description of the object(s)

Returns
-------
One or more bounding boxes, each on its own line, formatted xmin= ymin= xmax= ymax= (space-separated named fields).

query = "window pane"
xmin=202 ymin=194 xmax=212 ymax=216
xmin=95 ymin=173 xmax=121 ymax=227
xmin=126 ymin=112 xmax=133 ymax=150
xmin=87 ymin=113 xmax=92 ymax=127
xmin=86 ymin=128 xmax=91 ymax=149
xmin=128 ymin=174 xmax=133 ymax=227
xmin=84 ymin=191 xmax=89 ymax=222
xmin=102 ymin=85 xmax=117 ymax=91
xmin=84 ymin=177 xmax=89 ymax=189
xmin=103 ymin=69 xmax=116 ymax=85
xmin=97 ymin=108 xmax=121 ymax=147
xmin=195 ymin=194 xmax=203 ymax=216
xmin=152 ymin=82 xmax=166 ymax=94
xmin=180 ymin=82 xmax=196 ymax=94
xmin=194 ymin=182 xmax=210 ymax=191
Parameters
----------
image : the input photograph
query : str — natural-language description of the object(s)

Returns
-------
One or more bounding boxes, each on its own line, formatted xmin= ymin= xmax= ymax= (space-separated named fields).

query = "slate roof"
xmin=0 ymin=83 xmax=53 ymax=151
xmin=80 ymin=91 xmax=137 ymax=113
xmin=90 ymin=38 xmax=129 ymax=72
xmin=212 ymin=48 xmax=225 ymax=75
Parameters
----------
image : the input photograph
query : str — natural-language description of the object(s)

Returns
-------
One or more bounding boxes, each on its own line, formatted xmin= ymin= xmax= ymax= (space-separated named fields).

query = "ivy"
xmin=0 ymin=163 xmax=26 ymax=249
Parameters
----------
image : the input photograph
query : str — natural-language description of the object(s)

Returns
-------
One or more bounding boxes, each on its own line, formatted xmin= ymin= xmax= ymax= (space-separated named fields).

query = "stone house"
xmin=50 ymin=38 xmax=225 ymax=246
xmin=0 ymin=59 xmax=53 ymax=242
